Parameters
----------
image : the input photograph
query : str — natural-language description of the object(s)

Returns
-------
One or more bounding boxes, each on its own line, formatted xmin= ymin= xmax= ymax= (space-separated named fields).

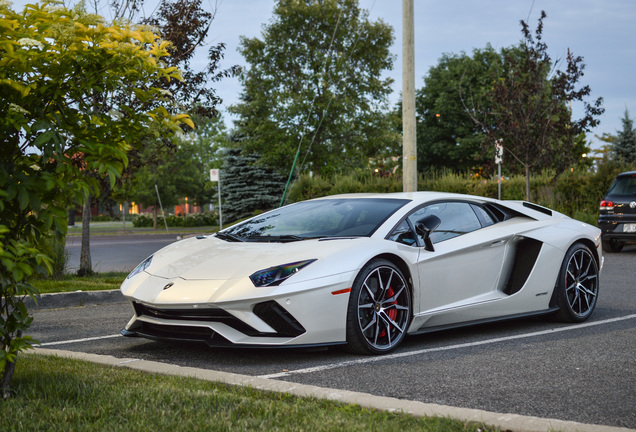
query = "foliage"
xmin=612 ymin=109 xmax=636 ymax=166
xmin=129 ymin=118 xmax=230 ymax=227
xmin=142 ymin=0 xmax=241 ymax=118
xmin=287 ymin=166 xmax=624 ymax=226
xmin=415 ymin=46 xmax=511 ymax=173
xmin=131 ymin=142 xmax=210 ymax=210
xmin=220 ymin=148 xmax=286 ymax=223
xmin=0 ymin=1 xmax=190 ymax=396
xmin=231 ymin=0 xmax=398 ymax=176
xmin=132 ymin=212 xmax=218 ymax=228
xmin=110 ymin=0 xmax=239 ymax=228
xmin=467 ymin=11 xmax=604 ymax=200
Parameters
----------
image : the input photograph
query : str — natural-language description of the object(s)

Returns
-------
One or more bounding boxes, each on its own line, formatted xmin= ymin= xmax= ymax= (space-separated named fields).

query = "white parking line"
xmin=259 ymin=313 xmax=636 ymax=379
xmin=36 ymin=334 xmax=122 ymax=347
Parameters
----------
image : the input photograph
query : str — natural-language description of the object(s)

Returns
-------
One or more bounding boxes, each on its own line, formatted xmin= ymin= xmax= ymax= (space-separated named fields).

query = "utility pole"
xmin=402 ymin=0 xmax=417 ymax=192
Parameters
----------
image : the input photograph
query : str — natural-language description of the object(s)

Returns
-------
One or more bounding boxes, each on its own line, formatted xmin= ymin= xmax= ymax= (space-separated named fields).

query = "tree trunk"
xmin=79 ymin=192 xmax=92 ymax=276
xmin=1 ymin=331 xmax=20 ymax=400
xmin=122 ymin=201 xmax=128 ymax=232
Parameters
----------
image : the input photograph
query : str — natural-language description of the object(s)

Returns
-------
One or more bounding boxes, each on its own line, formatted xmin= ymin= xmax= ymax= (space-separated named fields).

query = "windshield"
xmin=220 ymin=198 xmax=410 ymax=242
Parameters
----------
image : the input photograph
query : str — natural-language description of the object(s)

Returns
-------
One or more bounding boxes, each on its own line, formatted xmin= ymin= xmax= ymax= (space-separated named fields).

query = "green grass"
xmin=3 ymin=354 xmax=498 ymax=432
xmin=32 ymin=272 xmax=128 ymax=294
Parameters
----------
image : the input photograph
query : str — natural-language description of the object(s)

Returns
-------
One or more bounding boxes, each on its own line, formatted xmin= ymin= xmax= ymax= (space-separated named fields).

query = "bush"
xmin=286 ymin=167 xmax=631 ymax=224
xmin=132 ymin=212 xmax=218 ymax=228
xmin=92 ymin=215 xmax=115 ymax=222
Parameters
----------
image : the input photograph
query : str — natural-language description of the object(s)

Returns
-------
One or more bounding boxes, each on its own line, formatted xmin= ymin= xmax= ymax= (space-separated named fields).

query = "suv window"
xmin=607 ymin=174 xmax=636 ymax=195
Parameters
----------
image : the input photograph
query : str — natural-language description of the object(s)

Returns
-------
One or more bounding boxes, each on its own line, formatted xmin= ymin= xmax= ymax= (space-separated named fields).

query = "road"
xmin=65 ymin=233 xmax=181 ymax=273
xmin=46 ymin=237 xmax=636 ymax=429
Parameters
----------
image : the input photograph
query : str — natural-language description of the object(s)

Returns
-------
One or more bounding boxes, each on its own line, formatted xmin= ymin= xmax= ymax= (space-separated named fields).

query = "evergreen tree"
xmin=613 ymin=109 xmax=636 ymax=166
xmin=220 ymin=148 xmax=286 ymax=223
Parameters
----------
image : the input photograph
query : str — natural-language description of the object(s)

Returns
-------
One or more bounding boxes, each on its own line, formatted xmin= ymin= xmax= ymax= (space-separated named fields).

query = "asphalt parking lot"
xmin=29 ymin=242 xmax=636 ymax=431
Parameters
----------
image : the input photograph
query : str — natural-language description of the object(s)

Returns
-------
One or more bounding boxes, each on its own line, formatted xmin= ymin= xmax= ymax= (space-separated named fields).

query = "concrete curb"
xmin=26 ymin=289 xmax=126 ymax=310
xmin=33 ymin=347 xmax=635 ymax=432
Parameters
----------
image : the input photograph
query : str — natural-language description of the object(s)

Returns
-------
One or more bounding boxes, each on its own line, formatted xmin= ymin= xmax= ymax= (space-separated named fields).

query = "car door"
xmin=407 ymin=201 xmax=514 ymax=315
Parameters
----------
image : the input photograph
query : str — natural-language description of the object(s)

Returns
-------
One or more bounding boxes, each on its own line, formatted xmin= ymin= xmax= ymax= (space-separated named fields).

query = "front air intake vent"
xmin=253 ymin=301 xmax=306 ymax=337
xmin=133 ymin=302 xmax=261 ymax=336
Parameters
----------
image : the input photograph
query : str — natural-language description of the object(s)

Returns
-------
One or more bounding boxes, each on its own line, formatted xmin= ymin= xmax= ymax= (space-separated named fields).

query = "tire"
xmin=602 ymin=238 xmax=624 ymax=253
xmin=346 ymin=259 xmax=411 ymax=355
xmin=554 ymin=243 xmax=599 ymax=323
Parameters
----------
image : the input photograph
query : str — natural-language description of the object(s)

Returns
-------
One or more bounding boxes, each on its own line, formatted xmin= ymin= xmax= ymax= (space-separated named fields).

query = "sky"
xmin=204 ymin=0 xmax=636 ymax=150
xmin=9 ymin=0 xmax=636 ymax=150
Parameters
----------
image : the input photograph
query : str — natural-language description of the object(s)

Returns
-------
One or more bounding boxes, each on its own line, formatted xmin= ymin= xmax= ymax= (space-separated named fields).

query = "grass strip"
xmin=2 ymin=354 xmax=499 ymax=432
xmin=32 ymin=272 xmax=128 ymax=294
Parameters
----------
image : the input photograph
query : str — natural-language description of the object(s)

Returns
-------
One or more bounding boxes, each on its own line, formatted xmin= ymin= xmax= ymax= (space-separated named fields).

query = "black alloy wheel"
xmin=346 ymin=259 xmax=411 ymax=355
xmin=554 ymin=243 xmax=599 ymax=323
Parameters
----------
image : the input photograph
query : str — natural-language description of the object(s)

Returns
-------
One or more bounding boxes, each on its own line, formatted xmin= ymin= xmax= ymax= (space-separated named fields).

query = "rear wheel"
xmin=602 ymin=238 xmax=624 ymax=253
xmin=554 ymin=243 xmax=599 ymax=323
xmin=346 ymin=259 xmax=411 ymax=355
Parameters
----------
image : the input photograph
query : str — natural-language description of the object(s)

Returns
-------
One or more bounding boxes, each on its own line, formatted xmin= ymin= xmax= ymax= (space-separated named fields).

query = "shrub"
xmin=132 ymin=212 xmax=218 ymax=228
xmin=286 ymin=168 xmax=626 ymax=224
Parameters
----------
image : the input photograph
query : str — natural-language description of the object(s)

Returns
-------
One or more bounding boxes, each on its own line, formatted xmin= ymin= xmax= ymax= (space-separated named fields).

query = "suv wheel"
xmin=602 ymin=238 xmax=624 ymax=253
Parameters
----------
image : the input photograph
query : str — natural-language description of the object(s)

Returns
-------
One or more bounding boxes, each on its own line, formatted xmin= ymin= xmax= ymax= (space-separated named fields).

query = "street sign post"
xmin=210 ymin=169 xmax=222 ymax=230
xmin=495 ymin=139 xmax=503 ymax=200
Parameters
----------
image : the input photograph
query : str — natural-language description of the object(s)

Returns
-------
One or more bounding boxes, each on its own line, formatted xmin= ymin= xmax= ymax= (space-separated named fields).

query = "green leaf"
xmin=18 ymin=187 xmax=30 ymax=211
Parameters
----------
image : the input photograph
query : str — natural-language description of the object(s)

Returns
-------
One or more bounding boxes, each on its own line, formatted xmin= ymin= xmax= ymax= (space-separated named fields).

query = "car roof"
xmin=312 ymin=191 xmax=496 ymax=202
xmin=616 ymin=171 xmax=636 ymax=177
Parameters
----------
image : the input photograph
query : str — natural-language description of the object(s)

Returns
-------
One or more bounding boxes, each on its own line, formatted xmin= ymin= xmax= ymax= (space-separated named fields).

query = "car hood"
xmin=144 ymin=235 xmax=363 ymax=280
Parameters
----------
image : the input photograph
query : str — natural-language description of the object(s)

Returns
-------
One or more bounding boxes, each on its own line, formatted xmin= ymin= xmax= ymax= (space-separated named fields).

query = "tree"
xmin=231 ymin=0 xmax=397 ymax=177
xmin=469 ymin=11 xmax=604 ymax=199
xmin=78 ymin=0 xmax=238 ymax=271
xmin=142 ymin=0 xmax=241 ymax=118
xmin=416 ymin=46 xmax=512 ymax=173
xmin=0 ymin=1 xmax=190 ymax=396
xmin=129 ymin=135 xmax=221 ymax=228
xmin=613 ymin=109 xmax=636 ymax=166
xmin=220 ymin=148 xmax=286 ymax=223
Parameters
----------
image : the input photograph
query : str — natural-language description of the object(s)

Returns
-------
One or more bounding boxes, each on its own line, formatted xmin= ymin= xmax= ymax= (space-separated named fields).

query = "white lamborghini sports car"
xmin=120 ymin=192 xmax=603 ymax=355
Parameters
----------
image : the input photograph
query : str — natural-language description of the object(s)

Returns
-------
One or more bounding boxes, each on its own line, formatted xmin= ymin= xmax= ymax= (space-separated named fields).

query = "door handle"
xmin=490 ymin=240 xmax=506 ymax=247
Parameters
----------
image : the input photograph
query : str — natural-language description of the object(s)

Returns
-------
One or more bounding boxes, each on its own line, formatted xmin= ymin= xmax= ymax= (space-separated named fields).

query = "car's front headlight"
xmin=249 ymin=259 xmax=316 ymax=287
xmin=127 ymin=255 xmax=153 ymax=279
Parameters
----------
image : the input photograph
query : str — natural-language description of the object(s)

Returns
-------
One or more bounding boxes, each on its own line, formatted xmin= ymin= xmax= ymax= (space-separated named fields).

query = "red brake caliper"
xmin=378 ymin=287 xmax=397 ymax=338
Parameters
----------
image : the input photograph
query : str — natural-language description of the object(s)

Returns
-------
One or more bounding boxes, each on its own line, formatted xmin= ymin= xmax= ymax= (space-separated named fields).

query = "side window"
xmin=471 ymin=204 xmax=495 ymax=227
xmin=387 ymin=220 xmax=417 ymax=246
xmin=408 ymin=202 xmax=482 ymax=244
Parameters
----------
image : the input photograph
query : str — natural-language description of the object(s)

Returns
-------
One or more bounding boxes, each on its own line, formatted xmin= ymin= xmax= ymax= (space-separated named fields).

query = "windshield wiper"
xmin=215 ymin=232 xmax=246 ymax=242
xmin=246 ymin=234 xmax=308 ymax=243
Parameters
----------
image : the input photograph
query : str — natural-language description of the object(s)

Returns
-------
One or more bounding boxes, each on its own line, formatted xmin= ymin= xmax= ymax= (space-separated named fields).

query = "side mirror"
xmin=415 ymin=215 xmax=441 ymax=252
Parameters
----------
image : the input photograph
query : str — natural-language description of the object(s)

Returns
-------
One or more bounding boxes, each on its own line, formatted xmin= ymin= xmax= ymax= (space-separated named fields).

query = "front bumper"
xmin=120 ymin=272 xmax=354 ymax=348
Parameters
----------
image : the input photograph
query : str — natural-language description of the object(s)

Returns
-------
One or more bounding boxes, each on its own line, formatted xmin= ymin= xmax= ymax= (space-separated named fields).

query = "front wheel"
xmin=554 ymin=243 xmax=599 ymax=323
xmin=346 ymin=259 xmax=411 ymax=355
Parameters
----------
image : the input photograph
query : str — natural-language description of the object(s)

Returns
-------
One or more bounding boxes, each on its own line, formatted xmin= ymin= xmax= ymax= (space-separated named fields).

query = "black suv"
xmin=598 ymin=170 xmax=636 ymax=252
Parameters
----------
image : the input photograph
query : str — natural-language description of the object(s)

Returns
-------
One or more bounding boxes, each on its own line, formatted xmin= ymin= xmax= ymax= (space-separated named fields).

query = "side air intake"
xmin=503 ymin=238 xmax=543 ymax=295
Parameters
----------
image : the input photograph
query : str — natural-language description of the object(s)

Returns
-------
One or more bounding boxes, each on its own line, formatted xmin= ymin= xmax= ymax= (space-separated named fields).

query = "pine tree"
xmin=220 ymin=148 xmax=286 ymax=223
xmin=613 ymin=109 xmax=636 ymax=165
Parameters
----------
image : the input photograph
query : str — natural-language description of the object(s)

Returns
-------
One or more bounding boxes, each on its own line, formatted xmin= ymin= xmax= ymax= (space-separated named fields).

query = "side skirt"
xmin=408 ymin=307 xmax=560 ymax=336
